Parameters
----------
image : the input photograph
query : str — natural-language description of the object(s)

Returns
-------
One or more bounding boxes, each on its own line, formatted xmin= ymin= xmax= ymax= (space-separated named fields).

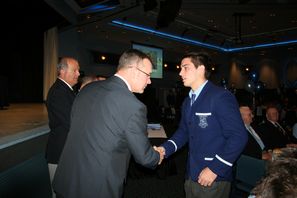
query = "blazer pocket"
xmin=195 ymin=112 xmax=212 ymax=128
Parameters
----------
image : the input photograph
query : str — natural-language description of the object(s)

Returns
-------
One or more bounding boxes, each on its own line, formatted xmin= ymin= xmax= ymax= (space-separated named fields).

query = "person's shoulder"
xmin=206 ymin=81 xmax=228 ymax=93
xmin=48 ymin=79 xmax=72 ymax=97
xmin=206 ymin=81 xmax=234 ymax=100
xmin=50 ymin=79 xmax=70 ymax=90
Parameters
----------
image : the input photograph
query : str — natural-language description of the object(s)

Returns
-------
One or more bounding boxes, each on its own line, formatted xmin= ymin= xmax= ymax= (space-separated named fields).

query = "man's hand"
xmin=197 ymin=167 xmax=217 ymax=186
xmin=153 ymin=146 xmax=166 ymax=165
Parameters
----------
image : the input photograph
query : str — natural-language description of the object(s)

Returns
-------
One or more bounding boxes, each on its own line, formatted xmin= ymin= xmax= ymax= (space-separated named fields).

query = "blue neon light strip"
xmin=228 ymin=40 xmax=297 ymax=52
xmin=81 ymin=5 xmax=116 ymax=13
xmin=111 ymin=20 xmax=297 ymax=52
xmin=111 ymin=20 xmax=226 ymax=52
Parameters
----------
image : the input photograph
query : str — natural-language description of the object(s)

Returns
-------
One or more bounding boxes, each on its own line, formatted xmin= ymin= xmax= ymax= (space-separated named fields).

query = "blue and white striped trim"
xmin=215 ymin=154 xmax=233 ymax=166
xmin=168 ymin=140 xmax=177 ymax=152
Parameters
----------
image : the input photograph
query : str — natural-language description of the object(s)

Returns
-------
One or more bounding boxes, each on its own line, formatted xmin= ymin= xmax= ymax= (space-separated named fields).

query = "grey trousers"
xmin=184 ymin=179 xmax=231 ymax=198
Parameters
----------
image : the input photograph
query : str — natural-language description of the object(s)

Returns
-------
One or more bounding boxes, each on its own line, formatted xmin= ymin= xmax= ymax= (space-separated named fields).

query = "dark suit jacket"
xmin=53 ymin=76 xmax=159 ymax=198
xmin=257 ymin=120 xmax=289 ymax=150
xmin=242 ymin=126 xmax=263 ymax=159
xmin=45 ymin=78 xmax=76 ymax=164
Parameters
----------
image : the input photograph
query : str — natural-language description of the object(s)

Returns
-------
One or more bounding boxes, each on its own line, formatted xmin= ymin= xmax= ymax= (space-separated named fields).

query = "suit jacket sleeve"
xmin=125 ymin=102 xmax=160 ymax=169
xmin=207 ymin=91 xmax=248 ymax=176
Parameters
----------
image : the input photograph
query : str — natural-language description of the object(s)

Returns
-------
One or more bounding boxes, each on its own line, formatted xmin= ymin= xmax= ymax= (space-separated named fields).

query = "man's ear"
xmin=59 ymin=68 xmax=66 ymax=76
xmin=198 ymin=65 xmax=205 ymax=70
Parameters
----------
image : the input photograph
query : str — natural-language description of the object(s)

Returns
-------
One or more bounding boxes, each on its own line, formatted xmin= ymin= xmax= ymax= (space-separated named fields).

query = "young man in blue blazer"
xmin=157 ymin=52 xmax=248 ymax=198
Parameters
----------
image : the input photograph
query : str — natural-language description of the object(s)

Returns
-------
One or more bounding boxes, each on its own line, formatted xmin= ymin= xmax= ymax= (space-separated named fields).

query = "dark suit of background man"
xmin=53 ymin=49 xmax=163 ymax=198
xmin=45 ymin=57 xmax=80 ymax=197
xmin=258 ymin=106 xmax=291 ymax=150
xmin=157 ymin=52 xmax=248 ymax=198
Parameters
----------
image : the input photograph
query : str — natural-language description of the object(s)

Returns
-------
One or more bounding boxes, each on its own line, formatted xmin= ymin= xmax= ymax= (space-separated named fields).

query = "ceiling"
xmin=44 ymin=0 xmax=297 ymax=55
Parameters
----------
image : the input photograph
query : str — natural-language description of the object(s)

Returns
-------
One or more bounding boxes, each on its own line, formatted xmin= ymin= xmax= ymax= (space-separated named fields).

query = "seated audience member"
xmin=257 ymin=106 xmax=291 ymax=150
xmin=79 ymin=75 xmax=97 ymax=91
xmin=239 ymin=106 xmax=265 ymax=159
xmin=249 ymin=157 xmax=297 ymax=198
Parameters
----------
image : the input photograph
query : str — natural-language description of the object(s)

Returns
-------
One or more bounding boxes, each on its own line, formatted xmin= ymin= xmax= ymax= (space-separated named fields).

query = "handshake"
xmin=153 ymin=146 xmax=166 ymax=165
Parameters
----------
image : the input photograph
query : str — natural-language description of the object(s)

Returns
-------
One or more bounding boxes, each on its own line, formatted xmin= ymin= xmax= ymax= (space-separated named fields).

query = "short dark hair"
xmin=181 ymin=52 xmax=213 ymax=79
xmin=117 ymin=49 xmax=153 ymax=71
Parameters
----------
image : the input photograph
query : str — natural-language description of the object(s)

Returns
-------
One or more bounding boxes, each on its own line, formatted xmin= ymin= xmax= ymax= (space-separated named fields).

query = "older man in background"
xmin=45 ymin=57 xmax=80 ymax=197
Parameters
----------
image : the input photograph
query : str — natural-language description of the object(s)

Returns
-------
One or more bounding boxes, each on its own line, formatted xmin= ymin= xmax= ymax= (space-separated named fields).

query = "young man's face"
xmin=179 ymin=57 xmax=201 ymax=90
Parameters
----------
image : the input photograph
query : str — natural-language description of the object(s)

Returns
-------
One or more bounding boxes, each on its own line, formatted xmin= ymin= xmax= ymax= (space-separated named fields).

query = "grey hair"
xmin=57 ymin=57 xmax=75 ymax=75
xmin=117 ymin=49 xmax=153 ymax=71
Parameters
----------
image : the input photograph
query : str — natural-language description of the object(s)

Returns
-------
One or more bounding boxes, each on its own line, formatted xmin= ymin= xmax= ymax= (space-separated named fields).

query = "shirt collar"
xmin=114 ymin=74 xmax=132 ymax=91
xmin=58 ymin=77 xmax=73 ymax=90
xmin=189 ymin=80 xmax=208 ymax=101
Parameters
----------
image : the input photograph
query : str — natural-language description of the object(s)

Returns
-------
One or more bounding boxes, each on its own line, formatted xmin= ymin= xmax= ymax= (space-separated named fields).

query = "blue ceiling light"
xmin=111 ymin=20 xmax=227 ymax=52
xmin=111 ymin=20 xmax=297 ymax=52
xmin=81 ymin=5 xmax=116 ymax=13
xmin=80 ymin=0 xmax=119 ymax=14
xmin=228 ymin=39 xmax=297 ymax=52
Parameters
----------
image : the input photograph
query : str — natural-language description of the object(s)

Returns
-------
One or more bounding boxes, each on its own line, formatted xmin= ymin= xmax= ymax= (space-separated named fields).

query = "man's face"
xmin=179 ymin=57 xmax=201 ymax=90
xmin=61 ymin=59 xmax=80 ymax=87
xmin=131 ymin=58 xmax=152 ymax=94
xmin=240 ymin=107 xmax=253 ymax=125
xmin=266 ymin=108 xmax=279 ymax=122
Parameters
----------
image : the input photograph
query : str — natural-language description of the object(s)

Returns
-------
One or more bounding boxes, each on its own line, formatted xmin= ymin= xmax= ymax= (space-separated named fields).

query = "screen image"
xmin=132 ymin=43 xmax=163 ymax=78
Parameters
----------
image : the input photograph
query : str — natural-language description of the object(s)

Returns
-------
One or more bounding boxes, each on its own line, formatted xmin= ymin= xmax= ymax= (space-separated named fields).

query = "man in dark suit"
xmin=45 ymin=57 xmax=80 ymax=196
xmin=239 ymin=106 xmax=265 ymax=159
xmin=53 ymin=49 xmax=163 ymax=198
xmin=258 ymin=106 xmax=291 ymax=150
xmin=156 ymin=52 xmax=247 ymax=198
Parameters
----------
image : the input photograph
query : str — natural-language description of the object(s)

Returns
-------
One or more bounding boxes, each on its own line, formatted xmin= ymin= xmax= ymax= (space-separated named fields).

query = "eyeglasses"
xmin=136 ymin=67 xmax=151 ymax=78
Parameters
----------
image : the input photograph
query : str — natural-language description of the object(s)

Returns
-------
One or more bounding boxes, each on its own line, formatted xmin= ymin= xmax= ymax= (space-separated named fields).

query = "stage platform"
xmin=0 ymin=103 xmax=49 ymax=150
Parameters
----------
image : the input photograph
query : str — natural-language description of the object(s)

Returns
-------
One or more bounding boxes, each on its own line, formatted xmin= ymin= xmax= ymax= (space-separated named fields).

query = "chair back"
xmin=235 ymin=154 xmax=266 ymax=193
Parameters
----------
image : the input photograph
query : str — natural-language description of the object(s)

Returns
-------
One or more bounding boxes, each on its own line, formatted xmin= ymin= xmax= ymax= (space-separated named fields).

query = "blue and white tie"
xmin=191 ymin=94 xmax=196 ymax=106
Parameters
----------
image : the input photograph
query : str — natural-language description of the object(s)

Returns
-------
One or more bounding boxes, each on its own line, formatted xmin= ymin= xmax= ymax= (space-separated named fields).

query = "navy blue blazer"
xmin=162 ymin=81 xmax=248 ymax=182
